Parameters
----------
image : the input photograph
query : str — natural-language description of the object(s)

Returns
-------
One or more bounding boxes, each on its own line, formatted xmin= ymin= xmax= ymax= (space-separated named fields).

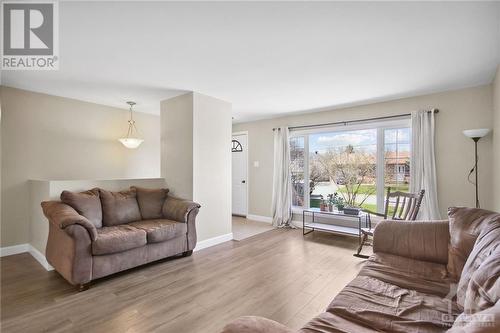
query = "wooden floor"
xmin=232 ymin=215 xmax=274 ymax=241
xmin=1 ymin=229 xmax=370 ymax=333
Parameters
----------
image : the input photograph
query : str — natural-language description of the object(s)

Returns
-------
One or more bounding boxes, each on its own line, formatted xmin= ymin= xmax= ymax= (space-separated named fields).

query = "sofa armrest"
xmin=46 ymin=223 xmax=93 ymax=285
xmin=373 ymin=220 xmax=450 ymax=264
xmin=162 ymin=196 xmax=201 ymax=223
xmin=41 ymin=201 xmax=97 ymax=241
xmin=221 ymin=316 xmax=295 ymax=333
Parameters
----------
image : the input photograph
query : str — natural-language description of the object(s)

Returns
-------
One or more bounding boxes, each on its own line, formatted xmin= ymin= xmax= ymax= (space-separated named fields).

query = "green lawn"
xmin=336 ymin=184 xmax=409 ymax=195
xmin=359 ymin=202 xmax=377 ymax=212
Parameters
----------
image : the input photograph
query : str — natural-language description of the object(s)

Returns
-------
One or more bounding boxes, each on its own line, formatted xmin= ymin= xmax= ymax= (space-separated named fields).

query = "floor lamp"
xmin=463 ymin=128 xmax=491 ymax=208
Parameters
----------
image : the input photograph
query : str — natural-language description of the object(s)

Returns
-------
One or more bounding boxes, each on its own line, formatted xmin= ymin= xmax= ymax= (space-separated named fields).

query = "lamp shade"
xmin=118 ymin=138 xmax=144 ymax=149
xmin=462 ymin=128 xmax=490 ymax=139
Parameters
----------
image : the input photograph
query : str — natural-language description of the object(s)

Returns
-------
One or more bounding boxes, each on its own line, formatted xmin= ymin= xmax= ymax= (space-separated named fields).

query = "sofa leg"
xmin=182 ymin=250 xmax=193 ymax=257
xmin=78 ymin=283 xmax=90 ymax=292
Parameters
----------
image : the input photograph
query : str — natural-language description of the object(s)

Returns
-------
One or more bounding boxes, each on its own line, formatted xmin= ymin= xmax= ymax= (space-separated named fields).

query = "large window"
xmin=290 ymin=119 xmax=411 ymax=213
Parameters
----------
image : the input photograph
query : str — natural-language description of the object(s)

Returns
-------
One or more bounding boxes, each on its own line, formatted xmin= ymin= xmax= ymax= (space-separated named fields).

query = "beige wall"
xmin=1 ymin=86 xmax=161 ymax=247
xmin=233 ymin=85 xmax=494 ymax=219
xmin=493 ymin=66 xmax=500 ymax=212
xmin=192 ymin=93 xmax=233 ymax=242
xmin=161 ymin=92 xmax=233 ymax=243
xmin=161 ymin=93 xmax=194 ymax=200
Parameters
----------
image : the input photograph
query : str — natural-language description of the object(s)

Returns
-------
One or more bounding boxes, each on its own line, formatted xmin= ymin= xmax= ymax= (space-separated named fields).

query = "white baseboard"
xmin=246 ymin=214 xmax=272 ymax=224
xmin=194 ymin=233 xmax=234 ymax=252
xmin=0 ymin=243 xmax=29 ymax=257
xmin=28 ymin=245 xmax=53 ymax=271
xmin=0 ymin=243 xmax=53 ymax=271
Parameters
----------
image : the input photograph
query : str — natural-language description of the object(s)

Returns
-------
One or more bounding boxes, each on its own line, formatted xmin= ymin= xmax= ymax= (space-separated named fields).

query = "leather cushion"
xmin=323 ymin=274 xmax=460 ymax=333
xmin=460 ymin=229 xmax=500 ymax=312
xmin=359 ymin=253 xmax=451 ymax=297
xmin=92 ymin=225 xmax=146 ymax=255
xmin=131 ymin=186 xmax=169 ymax=220
xmin=60 ymin=188 xmax=102 ymax=228
xmin=129 ymin=219 xmax=186 ymax=243
xmin=447 ymin=207 xmax=500 ymax=281
xmin=99 ymin=188 xmax=142 ymax=226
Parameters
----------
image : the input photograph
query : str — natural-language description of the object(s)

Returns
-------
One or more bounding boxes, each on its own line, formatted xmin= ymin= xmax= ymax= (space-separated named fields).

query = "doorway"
xmin=232 ymin=132 xmax=248 ymax=216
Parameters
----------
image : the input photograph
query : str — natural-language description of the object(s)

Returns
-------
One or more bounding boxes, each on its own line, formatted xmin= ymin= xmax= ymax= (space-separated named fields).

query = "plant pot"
xmin=320 ymin=203 xmax=328 ymax=212
xmin=328 ymin=203 xmax=333 ymax=212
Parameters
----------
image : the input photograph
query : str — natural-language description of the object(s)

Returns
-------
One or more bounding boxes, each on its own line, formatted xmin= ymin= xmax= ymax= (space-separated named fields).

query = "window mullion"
xmin=376 ymin=128 xmax=385 ymax=213
xmin=304 ymin=135 xmax=310 ymax=208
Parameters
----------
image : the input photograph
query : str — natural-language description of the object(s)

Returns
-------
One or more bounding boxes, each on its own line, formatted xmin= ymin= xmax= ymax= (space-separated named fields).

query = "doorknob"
xmin=241 ymin=180 xmax=246 ymax=184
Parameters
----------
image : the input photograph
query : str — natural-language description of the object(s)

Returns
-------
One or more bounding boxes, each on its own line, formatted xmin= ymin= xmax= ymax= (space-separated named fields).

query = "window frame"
xmin=290 ymin=118 xmax=411 ymax=214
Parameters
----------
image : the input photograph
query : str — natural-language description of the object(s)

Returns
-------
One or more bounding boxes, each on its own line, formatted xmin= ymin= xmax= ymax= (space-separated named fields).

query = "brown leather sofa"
xmin=41 ymin=186 xmax=200 ymax=290
xmin=222 ymin=207 xmax=500 ymax=333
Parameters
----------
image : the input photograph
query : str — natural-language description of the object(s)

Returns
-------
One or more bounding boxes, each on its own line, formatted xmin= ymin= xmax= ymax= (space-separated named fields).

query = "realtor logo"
xmin=1 ymin=1 xmax=59 ymax=70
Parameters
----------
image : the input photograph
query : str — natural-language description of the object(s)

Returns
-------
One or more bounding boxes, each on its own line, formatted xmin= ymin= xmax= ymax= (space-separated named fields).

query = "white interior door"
xmin=232 ymin=134 xmax=247 ymax=216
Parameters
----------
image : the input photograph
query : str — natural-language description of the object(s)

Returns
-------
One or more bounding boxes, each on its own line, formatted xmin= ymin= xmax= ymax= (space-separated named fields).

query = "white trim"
xmin=246 ymin=214 xmax=272 ymax=223
xmin=232 ymin=131 xmax=249 ymax=217
xmin=28 ymin=246 xmax=53 ymax=271
xmin=0 ymin=243 xmax=29 ymax=257
xmin=376 ymin=127 xmax=385 ymax=213
xmin=290 ymin=118 xmax=411 ymax=212
xmin=304 ymin=135 xmax=310 ymax=208
xmin=0 ymin=243 xmax=53 ymax=271
xmin=194 ymin=233 xmax=234 ymax=252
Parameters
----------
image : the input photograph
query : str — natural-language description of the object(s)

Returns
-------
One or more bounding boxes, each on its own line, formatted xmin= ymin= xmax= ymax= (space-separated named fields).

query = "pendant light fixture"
xmin=119 ymin=101 xmax=144 ymax=149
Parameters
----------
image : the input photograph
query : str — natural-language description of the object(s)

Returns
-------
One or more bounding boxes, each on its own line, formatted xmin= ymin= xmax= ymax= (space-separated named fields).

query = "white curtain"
xmin=271 ymin=127 xmax=293 ymax=227
xmin=410 ymin=110 xmax=441 ymax=219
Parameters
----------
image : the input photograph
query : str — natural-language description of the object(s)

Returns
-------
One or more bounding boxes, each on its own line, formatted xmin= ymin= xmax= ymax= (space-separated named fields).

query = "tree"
xmin=316 ymin=145 xmax=376 ymax=207
xmin=290 ymin=138 xmax=305 ymax=206
xmin=309 ymin=157 xmax=326 ymax=195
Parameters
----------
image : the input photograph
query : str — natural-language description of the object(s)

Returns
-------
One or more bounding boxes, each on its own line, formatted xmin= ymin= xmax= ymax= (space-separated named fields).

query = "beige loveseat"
xmin=222 ymin=207 xmax=500 ymax=333
xmin=41 ymin=186 xmax=200 ymax=290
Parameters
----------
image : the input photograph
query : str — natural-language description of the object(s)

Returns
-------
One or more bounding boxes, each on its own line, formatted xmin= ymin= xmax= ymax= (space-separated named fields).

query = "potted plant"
xmin=320 ymin=199 xmax=329 ymax=212
xmin=328 ymin=193 xmax=345 ymax=211
xmin=326 ymin=193 xmax=334 ymax=212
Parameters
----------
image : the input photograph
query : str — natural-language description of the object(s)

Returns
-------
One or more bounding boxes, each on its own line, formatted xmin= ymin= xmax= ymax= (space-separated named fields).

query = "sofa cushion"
xmin=360 ymin=253 xmax=451 ymax=297
xmin=92 ymin=225 xmax=146 ymax=255
xmin=324 ymin=274 xmax=461 ymax=333
xmin=460 ymin=234 xmax=500 ymax=313
xmin=447 ymin=207 xmax=500 ymax=281
xmin=99 ymin=188 xmax=142 ymax=226
xmin=301 ymin=311 xmax=378 ymax=333
xmin=131 ymin=186 xmax=169 ymax=220
xmin=128 ymin=219 xmax=186 ymax=243
xmin=60 ymin=188 xmax=102 ymax=228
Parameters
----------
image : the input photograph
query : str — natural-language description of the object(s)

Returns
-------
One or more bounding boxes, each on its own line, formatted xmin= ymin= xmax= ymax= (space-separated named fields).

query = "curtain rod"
xmin=272 ymin=109 xmax=439 ymax=131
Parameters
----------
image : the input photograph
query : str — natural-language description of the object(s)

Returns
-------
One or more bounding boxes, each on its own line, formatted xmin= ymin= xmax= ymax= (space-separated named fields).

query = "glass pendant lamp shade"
xmin=119 ymin=137 xmax=144 ymax=149
xmin=119 ymin=101 xmax=143 ymax=149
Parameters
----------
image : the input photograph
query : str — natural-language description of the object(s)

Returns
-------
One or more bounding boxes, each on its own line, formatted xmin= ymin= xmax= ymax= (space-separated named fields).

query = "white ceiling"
xmin=2 ymin=1 xmax=500 ymax=122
